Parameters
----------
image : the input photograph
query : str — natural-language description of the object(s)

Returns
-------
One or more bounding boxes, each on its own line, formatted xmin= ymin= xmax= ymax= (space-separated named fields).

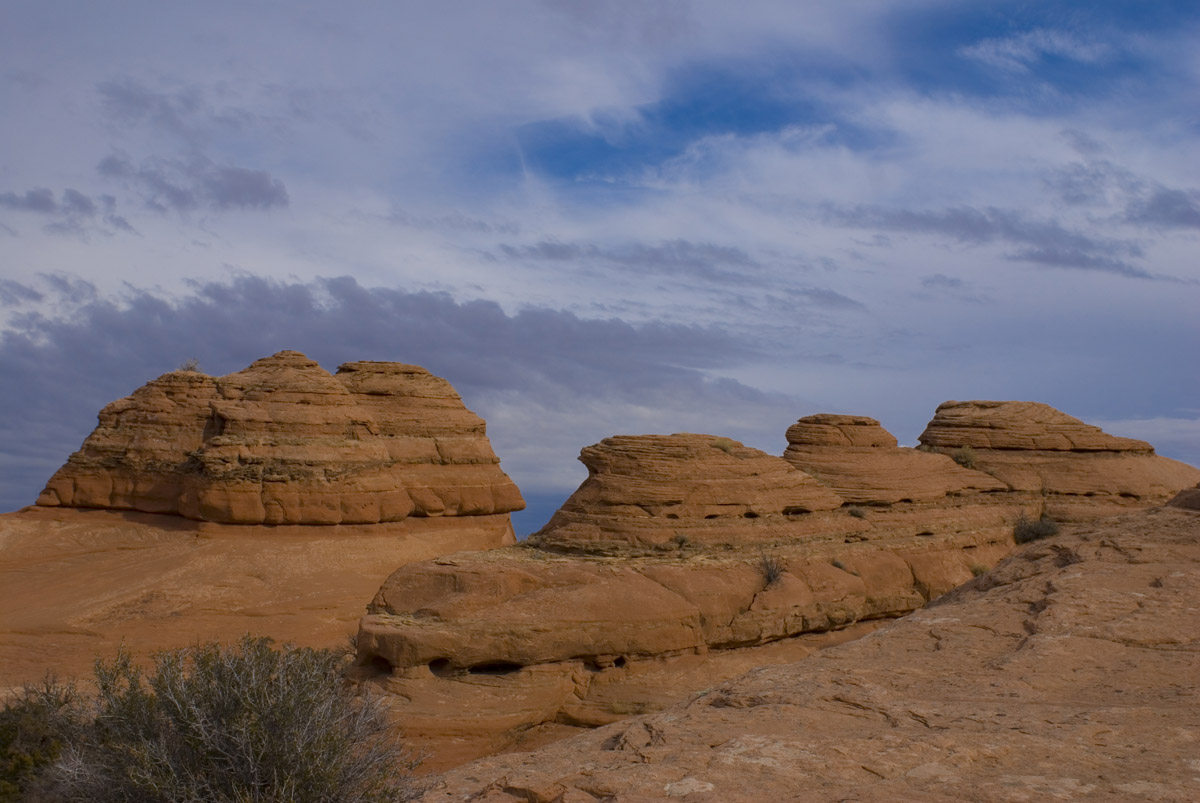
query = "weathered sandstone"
xmin=36 ymin=351 xmax=523 ymax=525
xmin=3 ymin=352 xmax=522 ymax=690
xmin=357 ymin=433 xmax=1022 ymax=769
xmin=1169 ymin=482 xmax=1200 ymax=510
xmin=783 ymin=414 xmax=1006 ymax=504
xmin=417 ymin=505 xmax=1200 ymax=802
xmin=356 ymin=403 xmax=1198 ymax=772
xmin=919 ymin=400 xmax=1199 ymax=513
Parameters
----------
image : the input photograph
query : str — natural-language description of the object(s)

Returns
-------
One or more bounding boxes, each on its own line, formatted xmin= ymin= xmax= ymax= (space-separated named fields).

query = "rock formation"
xmin=415 ymin=505 xmax=1200 ymax=802
xmin=354 ymin=402 xmax=1198 ymax=771
xmin=36 ymin=351 xmax=523 ymax=525
xmin=918 ymin=400 xmax=1197 ymax=516
xmin=1169 ymin=482 xmax=1200 ymax=511
xmin=783 ymin=414 xmax=1006 ymax=504
xmin=2 ymin=351 xmax=523 ymax=690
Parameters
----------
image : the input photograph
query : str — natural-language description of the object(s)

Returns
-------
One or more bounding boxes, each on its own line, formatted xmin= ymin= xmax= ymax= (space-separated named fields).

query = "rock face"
xmin=534 ymin=433 xmax=844 ymax=549
xmin=36 ymin=351 xmax=523 ymax=525
xmin=356 ymin=432 xmax=1022 ymax=770
xmin=355 ymin=402 xmax=1199 ymax=772
xmin=918 ymin=400 xmax=1198 ymax=513
xmin=783 ymin=414 xmax=1006 ymax=504
xmin=417 ymin=506 xmax=1200 ymax=802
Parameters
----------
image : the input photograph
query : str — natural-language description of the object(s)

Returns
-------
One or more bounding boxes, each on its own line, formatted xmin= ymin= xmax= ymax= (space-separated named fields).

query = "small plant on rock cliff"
xmin=177 ymin=357 xmax=201 ymax=372
xmin=711 ymin=437 xmax=737 ymax=454
xmin=950 ymin=445 xmax=977 ymax=470
xmin=0 ymin=677 xmax=82 ymax=802
xmin=1013 ymin=513 xmax=1060 ymax=544
xmin=758 ymin=552 xmax=784 ymax=588
xmin=969 ymin=563 xmax=989 ymax=577
xmin=48 ymin=636 xmax=418 ymax=803
xmin=847 ymin=506 xmax=866 ymax=519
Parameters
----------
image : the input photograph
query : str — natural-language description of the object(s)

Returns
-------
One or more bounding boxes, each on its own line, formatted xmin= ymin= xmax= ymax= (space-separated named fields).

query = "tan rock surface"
xmin=418 ymin=505 xmax=1200 ymax=802
xmin=356 ymin=431 xmax=1025 ymax=769
xmin=530 ymin=434 xmax=844 ymax=550
xmin=0 ymin=505 xmax=516 ymax=693
xmin=37 ymin=350 xmax=523 ymax=525
xmin=783 ymin=414 xmax=1006 ymax=504
xmin=919 ymin=400 xmax=1200 ymax=509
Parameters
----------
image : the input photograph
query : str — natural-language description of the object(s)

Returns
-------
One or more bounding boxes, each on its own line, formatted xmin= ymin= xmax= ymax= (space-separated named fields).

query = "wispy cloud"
xmin=960 ymin=28 xmax=1112 ymax=73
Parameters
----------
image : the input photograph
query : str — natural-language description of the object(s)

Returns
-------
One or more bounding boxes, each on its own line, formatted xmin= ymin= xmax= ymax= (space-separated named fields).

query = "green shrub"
xmin=950 ymin=445 xmax=977 ymax=470
xmin=49 ymin=636 xmax=418 ymax=803
xmin=0 ymin=678 xmax=82 ymax=802
xmin=1013 ymin=513 xmax=1060 ymax=544
xmin=711 ymin=437 xmax=737 ymax=454
xmin=969 ymin=563 xmax=988 ymax=577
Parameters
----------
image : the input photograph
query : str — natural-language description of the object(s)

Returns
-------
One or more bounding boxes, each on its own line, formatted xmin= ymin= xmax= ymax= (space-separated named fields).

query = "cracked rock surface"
xmin=417 ymin=505 xmax=1200 ymax=801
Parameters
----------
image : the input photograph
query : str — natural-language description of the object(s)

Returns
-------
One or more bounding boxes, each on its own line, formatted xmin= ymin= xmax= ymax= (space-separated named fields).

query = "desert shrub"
xmin=177 ymin=357 xmax=201 ymax=372
xmin=847 ymin=506 xmax=866 ymax=519
xmin=50 ymin=636 xmax=418 ymax=803
xmin=671 ymin=533 xmax=690 ymax=549
xmin=758 ymin=552 xmax=784 ymax=588
xmin=950 ymin=445 xmax=977 ymax=470
xmin=0 ymin=678 xmax=83 ymax=802
xmin=1013 ymin=513 xmax=1060 ymax=544
xmin=969 ymin=563 xmax=988 ymax=577
xmin=711 ymin=437 xmax=737 ymax=454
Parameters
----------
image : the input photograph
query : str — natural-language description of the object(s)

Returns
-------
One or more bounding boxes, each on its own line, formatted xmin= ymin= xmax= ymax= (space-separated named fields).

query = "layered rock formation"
xmin=356 ymin=432 xmax=1022 ymax=769
xmin=355 ymin=402 xmax=1198 ymax=771
xmin=36 ymin=351 xmax=523 ymax=526
xmin=783 ymin=414 xmax=1006 ymax=504
xmin=2 ymin=351 xmax=523 ymax=690
xmin=416 ymin=506 xmax=1200 ymax=802
xmin=919 ymin=400 xmax=1197 ymax=516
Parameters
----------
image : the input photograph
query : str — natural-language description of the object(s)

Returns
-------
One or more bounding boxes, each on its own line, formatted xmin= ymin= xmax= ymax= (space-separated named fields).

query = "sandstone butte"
xmin=415 ymin=498 xmax=1200 ymax=802
xmin=353 ymin=405 xmax=1199 ymax=771
xmin=0 ymin=350 xmax=523 ymax=691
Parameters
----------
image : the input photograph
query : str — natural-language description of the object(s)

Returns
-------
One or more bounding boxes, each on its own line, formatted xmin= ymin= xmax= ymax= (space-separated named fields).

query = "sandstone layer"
xmin=4 ymin=351 xmax=523 ymax=691
xmin=357 ymin=432 xmax=1022 ymax=769
xmin=36 ymin=351 xmax=523 ymax=525
xmin=356 ymin=403 xmax=1198 ymax=772
xmin=783 ymin=414 xmax=1006 ymax=504
xmin=0 ymin=506 xmax=516 ymax=693
xmin=417 ymin=505 xmax=1200 ymax=802
xmin=919 ymin=400 xmax=1198 ymax=515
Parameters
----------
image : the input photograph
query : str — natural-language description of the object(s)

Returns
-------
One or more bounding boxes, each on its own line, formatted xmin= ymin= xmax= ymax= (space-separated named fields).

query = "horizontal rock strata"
xmin=919 ymin=400 xmax=1199 ymax=512
xmin=415 ymin=506 xmax=1200 ymax=802
xmin=783 ymin=414 xmax=1006 ymax=504
xmin=36 ymin=351 xmax=523 ymax=526
xmin=355 ymin=401 xmax=1198 ymax=771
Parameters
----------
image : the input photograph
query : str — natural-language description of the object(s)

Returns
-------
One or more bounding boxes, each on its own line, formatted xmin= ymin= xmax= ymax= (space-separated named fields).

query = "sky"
xmin=2 ymin=0 xmax=1198 ymax=535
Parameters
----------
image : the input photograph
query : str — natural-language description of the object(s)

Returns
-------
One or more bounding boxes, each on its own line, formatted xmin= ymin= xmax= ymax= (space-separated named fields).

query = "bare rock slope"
xmin=419 ymin=504 xmax=1200 ymax=802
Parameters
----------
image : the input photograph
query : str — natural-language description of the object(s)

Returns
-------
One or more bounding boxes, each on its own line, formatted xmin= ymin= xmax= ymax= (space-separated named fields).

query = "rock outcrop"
xmin=783 ymin=414 xmax=1006 ymax=504
xmin=36 ymin=351 xmax=523 ymax=525
xmin=356 ymin=432 xmax=1023 ymax=769
xmin=3 ymin=351 xmax=524 ymax=691
xmin=1169 ymin=483 xmax=1200 ymax=511
xmin=417 ymin=506 xmax=1200 ymax=802
xmin=354 ymin=402 xmax=1199 ymax=772
xmin=918 ymin=400 xmax=1198 ymax=515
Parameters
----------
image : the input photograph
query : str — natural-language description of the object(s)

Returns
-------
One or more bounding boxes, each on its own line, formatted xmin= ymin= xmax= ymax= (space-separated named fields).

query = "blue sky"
xmin=1 ymin=1 xmax=1198 ymax=533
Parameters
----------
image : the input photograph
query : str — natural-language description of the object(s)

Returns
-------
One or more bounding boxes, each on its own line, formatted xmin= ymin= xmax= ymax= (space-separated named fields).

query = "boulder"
xmin=783 ymin=414 xmax=1006 ymax=504
xmin=36 ymin=351 xmax=524 ymax=525
xmin=1169 ymin=483 xmax=1200 ymax=511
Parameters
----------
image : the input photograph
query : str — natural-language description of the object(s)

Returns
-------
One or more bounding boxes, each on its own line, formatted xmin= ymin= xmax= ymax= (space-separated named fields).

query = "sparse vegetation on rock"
xmin=951 ymin=445 xmax=977 ymax=469
xmin=1 ymin=637 xmax=418 ymax=803
xmin=758 ymin=552 xmax=784 ymax=588
xmin=1013 ymin=513 xmax=1060 ymax=544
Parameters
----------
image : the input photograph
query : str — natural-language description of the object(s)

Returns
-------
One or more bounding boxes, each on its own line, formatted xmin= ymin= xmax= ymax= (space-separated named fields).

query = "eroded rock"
xmin=36 ymin=351 xmax=524 ymax=525
xmin=918 ymin=400 xmax=1199 ymax=511
xmin=415 ymin=507 xmax=1200 ymax=802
